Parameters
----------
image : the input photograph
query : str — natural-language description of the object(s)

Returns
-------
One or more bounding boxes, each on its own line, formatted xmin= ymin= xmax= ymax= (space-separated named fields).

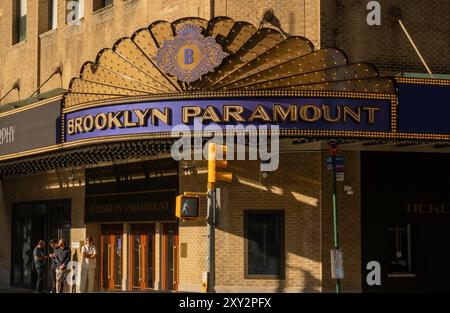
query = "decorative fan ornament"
xmin=156 ymin=24 xmax=228 ymax=83
xmin=65 ymin=16 xmax=395 ymax=107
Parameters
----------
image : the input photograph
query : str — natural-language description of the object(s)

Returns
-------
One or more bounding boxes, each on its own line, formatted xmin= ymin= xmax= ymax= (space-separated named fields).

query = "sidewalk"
xmin=0 ymin=286 xmax=34 ymax=293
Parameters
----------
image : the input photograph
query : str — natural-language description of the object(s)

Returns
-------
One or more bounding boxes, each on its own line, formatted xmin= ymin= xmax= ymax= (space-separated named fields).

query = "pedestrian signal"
xmin=176 ymin=195 xmax=200 ymax=219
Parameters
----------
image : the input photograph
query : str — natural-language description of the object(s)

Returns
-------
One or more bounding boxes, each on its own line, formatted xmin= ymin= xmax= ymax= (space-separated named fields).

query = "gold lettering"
xmin=322 ymin=105 xmax=342 ymax=123
xmin=108 ymin=111 xmax=123 ymax=128
xmin=405 ymin=203 xmax=450 ymax=214
xmin=123 ymin=110 xmax=138 ymax=127
xmin=299 ymin=105 xmax=322 ymax=122
xmin=343 ymin=106 xmax=361 ymax=123
xmin=83 ymin=115 xmax=95 ymax=132
xmin=133 ymin=109 xmax=151 ymax=126
xmin=202 ymin=106 xmax=221 ymax=123
xmin=363 ymin=107 xmax=380 ymax=124
xmin=151 ymin=108 xmax=171 ymax=126
xmin=183 ymin=106 xmax=202 ymax=123
xmin=273 ymin=104 xmax=298 ymax=122
xmin=248 ymin=105 xmax=271 ymax=122
xmin=223 ymin=105 xmax=245 ymax=122
xmin=94 ymin=113 xmax=108 ymax=130
xmin=67 ymin=119 xmax=75 ymax=135
xmin=74 ymin=117 xmax=83 ymax=134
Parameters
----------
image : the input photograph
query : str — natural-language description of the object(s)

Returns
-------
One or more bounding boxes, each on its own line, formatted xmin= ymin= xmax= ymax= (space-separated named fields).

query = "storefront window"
xmin=245 ymin=211 xmax=284 ymax=278
xmin=387 ymin=224 xmax=414 ymax=275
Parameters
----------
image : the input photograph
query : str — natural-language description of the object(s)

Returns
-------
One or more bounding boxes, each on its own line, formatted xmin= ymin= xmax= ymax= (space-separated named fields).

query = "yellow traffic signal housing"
xmin=176 ymin=195 xmax=200 ymax=219
xmin=208 ymin=143 xmax=233 ymax=184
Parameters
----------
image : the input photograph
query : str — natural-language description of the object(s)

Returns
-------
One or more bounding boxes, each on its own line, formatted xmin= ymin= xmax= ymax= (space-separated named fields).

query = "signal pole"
xmin=329 ymin=141 xmax=341 ymax=293
xmin=206 ymin=143 xmax=232 ymax=293
xmin=206 ymin=182 xmax=216 ymax=293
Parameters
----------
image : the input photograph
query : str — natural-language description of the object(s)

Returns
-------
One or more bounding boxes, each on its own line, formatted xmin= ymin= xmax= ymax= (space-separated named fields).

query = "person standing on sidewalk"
xmin=32 ymin=240 xmax=47 ymax=293
xmin=80 ymin=236 xmax=97 ymax=293
xmin=48 ymin=239 xmax=59 ymax=293
xmin=55 ymin=239 xmax=70 ymax=293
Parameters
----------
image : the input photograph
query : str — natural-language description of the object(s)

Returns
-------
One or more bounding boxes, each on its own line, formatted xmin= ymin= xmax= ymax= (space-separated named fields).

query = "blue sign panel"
xmin=326 ymin=156 xmax=345 ymax=172
xmin=64 ymin=97 xmax=391 ymax=143
xmin=398 ymin=83 xmax=450 ymax=134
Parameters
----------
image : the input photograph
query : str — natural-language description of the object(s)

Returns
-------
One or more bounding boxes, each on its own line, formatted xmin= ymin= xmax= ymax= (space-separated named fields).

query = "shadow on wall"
xmin=276 ymin=263 xmax=321 ymax=293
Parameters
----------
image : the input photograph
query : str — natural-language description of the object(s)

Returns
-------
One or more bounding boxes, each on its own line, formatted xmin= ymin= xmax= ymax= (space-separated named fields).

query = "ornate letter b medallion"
xmin=156 ymin=24 xmax=228 ymax=83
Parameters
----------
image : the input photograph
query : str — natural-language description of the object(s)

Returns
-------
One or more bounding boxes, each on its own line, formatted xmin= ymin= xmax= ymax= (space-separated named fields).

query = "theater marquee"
xmin=64 ymin=95 xmax=394 ymax=143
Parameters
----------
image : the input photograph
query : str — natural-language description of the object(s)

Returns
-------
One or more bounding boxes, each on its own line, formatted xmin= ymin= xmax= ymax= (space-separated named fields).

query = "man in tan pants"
xmin=80 ymin=236 xmax=97 ymax=293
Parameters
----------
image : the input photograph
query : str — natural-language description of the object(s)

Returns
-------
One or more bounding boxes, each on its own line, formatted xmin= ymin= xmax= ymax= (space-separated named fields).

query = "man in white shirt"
xmin=80 ymin=236 xmax=97 ymax=293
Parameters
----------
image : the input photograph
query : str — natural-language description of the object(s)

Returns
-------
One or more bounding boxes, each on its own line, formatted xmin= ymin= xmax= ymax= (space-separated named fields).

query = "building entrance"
xmin=11 ymin=200 xmax=71 ymax=290
xmin=100 ymin=224 xmax=123 ymax=291
xmin=129 ymin=224 xmax=155 ymax=290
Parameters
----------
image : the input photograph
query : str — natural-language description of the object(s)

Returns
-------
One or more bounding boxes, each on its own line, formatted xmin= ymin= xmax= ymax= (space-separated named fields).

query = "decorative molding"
xmin=396 ymin=77 xmax=450 ymax=86
xmin=64 ymin=16 xmax=395 ymax=108
xmin=92 ymin=4 xmax=115 ymax=25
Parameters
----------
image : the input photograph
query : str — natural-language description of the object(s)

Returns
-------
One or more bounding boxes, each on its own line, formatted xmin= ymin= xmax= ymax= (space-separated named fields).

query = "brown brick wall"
xmin=179 ymin=152 xmax=324 ymax=292
xmin=0 ymin=149 xmax=364 ymax=292
xmin=320 ymin=0 xmax=450 ymax=76
xmin=1 ymin=0 xmax=449 ymax=104
xmin=1 ymin=0 xmax=319 ymax=104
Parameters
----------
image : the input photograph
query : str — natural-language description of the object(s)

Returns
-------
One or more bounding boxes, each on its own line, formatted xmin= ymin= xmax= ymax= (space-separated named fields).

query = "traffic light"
xmin=208 ymin=143 xmax=232 ymax=186
xmin=176 ymin=195 xmax=200 ymax=219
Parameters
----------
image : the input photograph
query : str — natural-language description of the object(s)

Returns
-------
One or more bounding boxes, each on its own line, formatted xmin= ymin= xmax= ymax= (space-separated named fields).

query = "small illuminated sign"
xmin=176 ymin=195 xmax=200 ymax=219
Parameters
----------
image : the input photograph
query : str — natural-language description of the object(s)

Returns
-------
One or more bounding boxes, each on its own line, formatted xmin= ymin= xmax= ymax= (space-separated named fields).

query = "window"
xmin=93 ymin=0 xmax=113 ymax=12
xmin=245 ymin=211 xmax=285 ymax=278
xmin=387 ymin=224 xmax=414 ymax=276
xmin=38 ymin=0 xmax=57 ymax=34
xmin=50 ymin=0 xmax=58 ymax=30
xmin=66 ymin=0 xmax=84 ymax=24
xmin=12 ymin=0 xmax=27 ymax=44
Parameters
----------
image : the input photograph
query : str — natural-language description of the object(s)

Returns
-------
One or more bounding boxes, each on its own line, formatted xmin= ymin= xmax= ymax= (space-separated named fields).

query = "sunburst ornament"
xmin=156 ymin=24 xmax=228 ymax=83
xmin=65 ymin=17 xmax=395 ymax=107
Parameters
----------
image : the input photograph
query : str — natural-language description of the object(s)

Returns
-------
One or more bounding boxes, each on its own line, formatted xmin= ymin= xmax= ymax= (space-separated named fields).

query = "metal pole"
xmin=331 ymin=144 xmax=341 ymax=293
xmin=398 ymin=19 xmax=433 ymax=76
xmin=210 ymin=0 xmax=215 ymax=19
xmin=206 ymin=186 xmax=216 ymax=292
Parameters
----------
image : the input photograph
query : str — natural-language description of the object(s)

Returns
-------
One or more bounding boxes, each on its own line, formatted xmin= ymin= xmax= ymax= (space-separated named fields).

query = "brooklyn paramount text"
xmin=66 ymin=103 xmax=382 ymax=135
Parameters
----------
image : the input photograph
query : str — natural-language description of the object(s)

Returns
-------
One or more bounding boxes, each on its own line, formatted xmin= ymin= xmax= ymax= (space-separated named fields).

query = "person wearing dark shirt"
xmin=55 ymin=239 xmax=70 ymax=293
xmin=48 ymin=239 xmax=59 ymax=293
xmin=32 ymin=240 xmax=47 ymax=293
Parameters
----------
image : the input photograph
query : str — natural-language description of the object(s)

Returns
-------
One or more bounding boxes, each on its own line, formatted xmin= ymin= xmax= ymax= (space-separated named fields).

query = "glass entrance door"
xmin=100 ymin=225 xmax=123 ymax=290
xmin=129 ymin=224 xmax=155 ymax=290
xmin=11 ymin=201 xmax=71 ymax=290
xmin=162 ymin=223 xmax=178 ymax=291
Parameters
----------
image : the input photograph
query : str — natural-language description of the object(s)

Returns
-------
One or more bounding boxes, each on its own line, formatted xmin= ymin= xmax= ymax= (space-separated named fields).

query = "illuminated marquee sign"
xmin=64 ymin=97 xmax=391 ymax=142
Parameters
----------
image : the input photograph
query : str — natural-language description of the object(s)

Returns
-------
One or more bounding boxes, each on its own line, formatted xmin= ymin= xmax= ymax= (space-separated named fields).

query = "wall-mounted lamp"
xmin=258 ymin=8 xmax=290 ymax=38
xmin=0 ymin=80 xmax=21 ymax=104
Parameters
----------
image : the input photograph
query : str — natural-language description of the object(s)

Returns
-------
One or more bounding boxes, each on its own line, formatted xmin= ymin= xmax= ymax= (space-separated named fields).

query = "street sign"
xmin=331 ymin=249 xmax=344 ymax=279
xmin=326 ymin=156 xmax=345 ymax=172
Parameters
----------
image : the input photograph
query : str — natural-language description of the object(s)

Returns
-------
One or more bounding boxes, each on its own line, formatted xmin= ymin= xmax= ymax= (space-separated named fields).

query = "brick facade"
xmin=0 ymin=0 xmax=447 ymax=293
xmin=0 ymin=145 xmax=365 ymax=292
xmin=2 ymin=0 xmax=448 ymax=105
xmin=320 ymin=0 xmax=450 ymax=76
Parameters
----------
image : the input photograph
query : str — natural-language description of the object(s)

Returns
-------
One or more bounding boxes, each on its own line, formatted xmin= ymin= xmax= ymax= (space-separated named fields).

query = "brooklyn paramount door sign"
xmin=64 ymin=97 xmax=393 ymax=142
